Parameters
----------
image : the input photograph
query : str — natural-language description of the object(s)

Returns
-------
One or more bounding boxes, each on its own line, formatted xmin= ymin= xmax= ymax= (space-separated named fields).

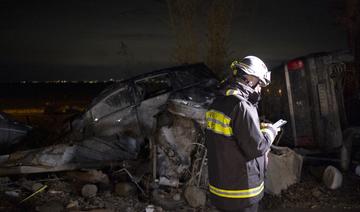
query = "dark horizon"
xmin=0 ymin=0 xmax=348 ymax=82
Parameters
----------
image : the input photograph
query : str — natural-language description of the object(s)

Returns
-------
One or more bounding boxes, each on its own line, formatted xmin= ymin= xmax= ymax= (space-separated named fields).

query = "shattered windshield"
xmin=90 ymin=84 xmax=133 ymax=119
xmin=135 ymin=74 xmax=172 ymax=100
xmin=104 ymin=86 xmax=132 ymax=108
xmin=174 ymin=66 xmax=217 ymax=88
xmin=89 ymin=82 xmax=125 ymax=108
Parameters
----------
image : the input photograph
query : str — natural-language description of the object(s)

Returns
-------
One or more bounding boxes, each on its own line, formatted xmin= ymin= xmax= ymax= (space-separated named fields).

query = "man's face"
xmin=254 ymin=84 xmax=262 ymax=94
xmin=243 ymin=75 xmax=262 ymax=93
xmin=244 ymin=75 xmax=260 ymax=88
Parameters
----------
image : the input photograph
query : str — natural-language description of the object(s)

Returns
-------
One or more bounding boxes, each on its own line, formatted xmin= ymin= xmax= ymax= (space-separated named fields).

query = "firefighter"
xmin=205 ymin=56 xmax=280 ymax=212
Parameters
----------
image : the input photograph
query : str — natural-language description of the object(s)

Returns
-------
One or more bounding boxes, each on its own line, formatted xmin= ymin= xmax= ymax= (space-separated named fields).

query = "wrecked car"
xmin=0 ymin=63 xmax=218 ymax=177
xmin=260 ymin=51 xmax=359 ymax=184
xmin=67 ymin=63 xmax=218 ymax=142
xmin=0 ymin=63 xmax=218 ymax=209
xmin=0 ymin=111 xmax=32 ymax=153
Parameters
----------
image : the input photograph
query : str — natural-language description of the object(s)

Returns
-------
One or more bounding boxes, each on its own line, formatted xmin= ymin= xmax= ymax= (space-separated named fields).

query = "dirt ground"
xmin=0 ymin=165 xmax=359 ymax=212
xmin=261 ymin=166 xmax=360 ymax=210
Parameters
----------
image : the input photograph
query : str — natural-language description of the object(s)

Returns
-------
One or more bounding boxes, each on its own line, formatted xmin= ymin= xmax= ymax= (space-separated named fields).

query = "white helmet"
xmin=230 ymin=55 xmax=271 ymax=87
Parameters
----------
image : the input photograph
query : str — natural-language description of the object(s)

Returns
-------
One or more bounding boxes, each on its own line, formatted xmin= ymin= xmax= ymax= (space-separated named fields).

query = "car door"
xmin=89 ymin=83 xmax=140 ymax=137
xmin=134 ymin=73 xmax=173 ymax=135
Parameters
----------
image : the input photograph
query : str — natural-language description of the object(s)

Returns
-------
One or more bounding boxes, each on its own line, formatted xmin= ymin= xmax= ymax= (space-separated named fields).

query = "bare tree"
xmin=167 ymin=0 xmax=200 ymax=64
xmin=166 ymin=0 xmax=235 ymax=78
xmin=206 ymin=0 xmax=234 ymax=78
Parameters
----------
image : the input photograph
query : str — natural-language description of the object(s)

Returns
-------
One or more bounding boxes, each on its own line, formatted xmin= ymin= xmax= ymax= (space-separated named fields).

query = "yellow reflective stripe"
xmin=209 ymin=182 xmax=264 ymax=199
xmin=226 ymin=89 xmax=244 ymax=97
xmin=209 ymin=182 xmax=264 ymax=194
xmin=207 ymin=120 xmax=233 ymax=136
xmin=206 ymin=110 xmax=233 ymax=136
xmin=206 ymin=110 xmax=231 ymax=125
xmin=226 ymin=89 xmax=240 ymax=96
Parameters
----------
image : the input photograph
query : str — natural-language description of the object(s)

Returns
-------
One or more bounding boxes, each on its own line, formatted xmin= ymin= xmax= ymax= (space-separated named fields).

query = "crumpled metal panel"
xmin=0 ymin=134 xmax=140 ymax=167
xmin=307 ymin=54 xmax=344 ymax=149
xmin=167 ymin=99 xmax=208 ymax=127
xmin=156 ymin=115 xmax=199 ymax=183
xmin=75 ymin=135 xmax=140 ymax=162
xmin=136 ymin=93 xmax=171 ymax=135
xmin=0 ymin=112 xmax=31 ymax=153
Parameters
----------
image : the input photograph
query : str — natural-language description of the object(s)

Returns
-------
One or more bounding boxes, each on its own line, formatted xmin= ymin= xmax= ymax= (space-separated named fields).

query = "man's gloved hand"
xmin=261 ymin=123 xmax=281 ymax=144
xmin=260 ymin=123 xmax=281 ymax=167
xmin=268 ymin=123 xmax=281 ymax=134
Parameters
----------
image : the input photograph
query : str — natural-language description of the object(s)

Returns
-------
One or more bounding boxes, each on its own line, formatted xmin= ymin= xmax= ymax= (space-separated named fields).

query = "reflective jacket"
xmin=205 ymin=82 xmax=273 ymax=211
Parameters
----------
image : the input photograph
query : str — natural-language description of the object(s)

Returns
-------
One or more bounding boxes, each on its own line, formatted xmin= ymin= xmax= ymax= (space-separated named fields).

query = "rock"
xmin=322 ymin=165 xmax=343 ymax=190
xmin=172 ymin=193 xmax=181 ymax=201
xmin=145 ymin=205 xmax=155 ymax=212
xmin=265 ymin=147 xmax=303 ymax=195
xmin=158 ymin=177 xmax=179 ymax=187
xmin=184 ymin=186 xmax=206 ymax=208
xmin=151 ymin=189 xmax=184 ymax=210
xmin=312 ymin=188 xmax=322 ymax=198
xmin=114 ymin=182 xmax=137 ymax=197
xmin=66 ymin=200 xmax=79 ymax=209
xmin=67 ymin=170 xmax=110 ymax=184
xmin=36 ymin=200 xmax=64 ymax=212
xmin=81 ymin=184 xmax=98 ymax=198
xmin=144 ymin=205 xmax=163 ymax=212
xmin=5 ymin=190 xmax=20 ymax=197
xmin=32 ymin=183 xmax=44 ymax=192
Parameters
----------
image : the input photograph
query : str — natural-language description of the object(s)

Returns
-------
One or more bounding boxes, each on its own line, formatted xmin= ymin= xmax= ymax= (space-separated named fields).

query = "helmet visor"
xmin=259 ymin=71 xmax=271 ymax=87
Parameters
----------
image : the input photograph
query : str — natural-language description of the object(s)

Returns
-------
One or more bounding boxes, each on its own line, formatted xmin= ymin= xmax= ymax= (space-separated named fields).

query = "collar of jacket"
xmin=223 ymin=82 xmax=260 ymax=107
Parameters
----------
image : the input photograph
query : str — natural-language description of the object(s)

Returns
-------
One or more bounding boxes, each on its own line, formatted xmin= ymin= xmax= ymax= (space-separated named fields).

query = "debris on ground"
xmin=184 ymin=185 xmax=207 ymax=208
xmin=262 ymin=166 xmax=360 ymax=209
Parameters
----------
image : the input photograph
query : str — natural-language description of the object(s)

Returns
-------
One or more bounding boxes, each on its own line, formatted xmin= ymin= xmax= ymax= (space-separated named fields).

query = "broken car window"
xmin=174 ymin=70 xmax=200 ymax=87
xmin=105 ymin=86 xmax=132 ymax=108
xmin=173 ymin=67 xmax=217 ymax=89
xmin=91 ymin=85 xmax=133 ymax=119
xmin=135 ymin=74 xmax=172 ymax=100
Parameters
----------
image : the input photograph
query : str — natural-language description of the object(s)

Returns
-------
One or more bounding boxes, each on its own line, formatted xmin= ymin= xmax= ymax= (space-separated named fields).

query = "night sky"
xmin=0 ymin=0 xmax=347 ymax=82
